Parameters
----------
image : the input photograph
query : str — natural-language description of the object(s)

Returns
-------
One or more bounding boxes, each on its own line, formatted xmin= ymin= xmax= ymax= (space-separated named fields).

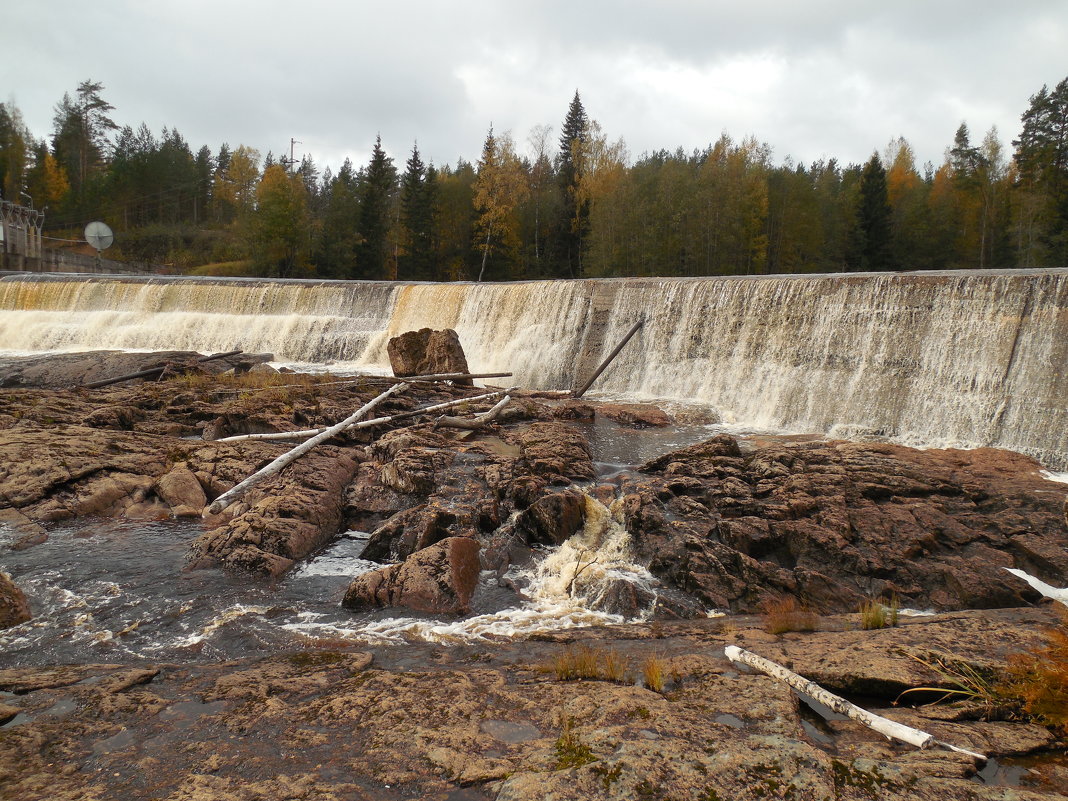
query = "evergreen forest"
xmin=1 ymin=79 xmax=1067 ymax=280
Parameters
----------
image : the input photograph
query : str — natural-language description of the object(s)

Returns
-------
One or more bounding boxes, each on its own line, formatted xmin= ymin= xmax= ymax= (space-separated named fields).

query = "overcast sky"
xmin=4 ymin=1 xmax=1066 ymax=176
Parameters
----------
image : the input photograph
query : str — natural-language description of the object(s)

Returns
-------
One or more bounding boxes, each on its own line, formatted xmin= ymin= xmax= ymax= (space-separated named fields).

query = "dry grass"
xmin=1002 ymin=608 xmax=1068 ymax=734
xmin=761 ymin=597 xmax=819 ymax=635
xmin=642 ymin=655 xmax=666 ymax=693
xmin=547 ymin=646 xmax=630 ymax=683
xmin=859 ymin=595 xmax=899 ymax=630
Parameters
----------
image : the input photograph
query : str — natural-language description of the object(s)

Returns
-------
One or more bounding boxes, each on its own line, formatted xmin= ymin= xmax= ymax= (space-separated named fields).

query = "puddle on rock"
xmin=973 ymin=752 xmax=1068 ymax=793
xmin=714 ymin=713 xmax=747 ymax=729
xmin=480 ymin=719 xmax=542 ymax=744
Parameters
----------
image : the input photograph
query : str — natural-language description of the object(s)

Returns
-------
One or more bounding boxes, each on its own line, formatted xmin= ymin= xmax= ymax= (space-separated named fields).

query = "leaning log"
xmin=724 ymin=646 xmax=986 ymax=761
xmin=83 ymin=350 xmax=244 ymax=389
xmin=214 ymin=388 xmax=517 ymax=443
xmin=204 ymin=382 xmax=408 ymax=515
xmin=573 ymin=319 xmax=644 ymax=398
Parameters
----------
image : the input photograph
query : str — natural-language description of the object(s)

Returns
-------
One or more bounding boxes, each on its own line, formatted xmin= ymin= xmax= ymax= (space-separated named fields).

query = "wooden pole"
xmin=572 ymin=318 xmax=644 ymax=398
xmin=83 ymin=350 xmax=244 ymax=389
xmin=724 ymin=646 xmax=985 ymax=761
xmin=214 ymin=388 xmax=518 ymax=443
xmin=204 ymin=382 xmax=409 ymax=515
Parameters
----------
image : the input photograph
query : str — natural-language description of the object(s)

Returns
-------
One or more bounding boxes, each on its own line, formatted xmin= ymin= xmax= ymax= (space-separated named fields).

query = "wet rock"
xmin=625 ymin=437 xmax=1068 ymax=613
xmin=386 ymin=328 xmax=472 ymax=385
xmin=154 ymin=465 xmax=207 ymax=515
xmin=598 ymin=402 xmax=673 ymax=428
xmin=342 ymin=536 xmax=481 ymax=614
xmin=189 ymin=445 xmax=359 ymax=577
xmin=515 ymin=489 xmax=588 ymax=546
xmin=0 ymin=349 xmax=269 ymax=389
xmin=0 ymin=508 xmax=47 ymax=550
xmin=507 ymin=421 xmax=595 ymax=484
xmin=0 ymin=572 xmax=30 ymax=628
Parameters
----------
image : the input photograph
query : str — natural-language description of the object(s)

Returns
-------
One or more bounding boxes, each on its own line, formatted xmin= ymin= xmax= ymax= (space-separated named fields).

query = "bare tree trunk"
xmin=433 ymin=394 xmax=512 ymax=430
xmin=724 ymin=646 xmax=985 ymax=760
xmin=478 ymin=224 xmax=493 ymax=282
xmin=215 ymin=388 xmax=516 ymax=443
xmin=204 ymin=382 xmax=408 ymax=515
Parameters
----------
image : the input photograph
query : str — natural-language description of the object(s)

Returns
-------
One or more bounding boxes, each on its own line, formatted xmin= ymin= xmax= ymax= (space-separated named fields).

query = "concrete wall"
xmin=0 ymin=248 xmax=159 ymax=275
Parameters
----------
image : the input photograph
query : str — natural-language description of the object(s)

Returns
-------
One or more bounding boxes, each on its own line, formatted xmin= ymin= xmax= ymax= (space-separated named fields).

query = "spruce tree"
xmin=850 ymin=153 xmax=894 ymax=271
xmin=355 ymin=135 xmax=397 ymax=279
xmin=554 ymin=90 xmax=590 ymax=277
xmin=400 ymin=142 xmax=435 ymax=280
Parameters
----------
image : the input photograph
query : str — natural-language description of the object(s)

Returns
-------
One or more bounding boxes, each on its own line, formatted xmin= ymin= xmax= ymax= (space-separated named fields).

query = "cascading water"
xmin=0 ymin=269 xmax=1065 ymax=467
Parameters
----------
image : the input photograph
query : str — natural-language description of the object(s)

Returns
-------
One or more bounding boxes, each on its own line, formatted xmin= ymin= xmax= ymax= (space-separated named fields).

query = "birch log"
xmin=215 ymin=388 xmax=516 ymax=443
xmin=724 ymin=646 xmax=986 ymax=761
xmin=204 ymin=382 xmax=408 ymax=515
xmin=433 ymin=395 xmax=512 ymax=430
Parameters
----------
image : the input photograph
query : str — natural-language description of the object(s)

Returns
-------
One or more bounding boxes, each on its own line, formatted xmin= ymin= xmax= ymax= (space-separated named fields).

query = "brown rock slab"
xmin=343 ymin=536 xmax=481 ymax=614
xmin=598 ymin=402 xmax=674 ymax=427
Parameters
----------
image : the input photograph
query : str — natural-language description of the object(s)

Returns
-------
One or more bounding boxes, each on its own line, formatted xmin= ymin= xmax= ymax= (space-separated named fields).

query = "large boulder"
xmin=387 ymin=328 xmax=472 ymax=385
xmin=0 ymin=572 xmax=30 ymax=629
xmin=342 ymin=536 xmax=481 ymax=614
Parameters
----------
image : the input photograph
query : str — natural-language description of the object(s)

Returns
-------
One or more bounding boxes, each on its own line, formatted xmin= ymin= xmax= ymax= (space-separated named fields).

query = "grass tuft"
xmin=553 ymin=717 xmax=597 ymax=770
xmin=642 ymin=654 xmax=666 ymax=693
xmin=547 ymin=646 xmax=630 ymax=683
xmin=859 ymin=595 xmax=899 ymax=630
xmin=761 ymin=597 xmax=819 ymax=635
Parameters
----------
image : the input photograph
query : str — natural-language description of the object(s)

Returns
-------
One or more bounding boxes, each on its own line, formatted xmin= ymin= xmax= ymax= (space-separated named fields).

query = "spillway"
xmin=1 ymin=269 xmax=1065 ymax=468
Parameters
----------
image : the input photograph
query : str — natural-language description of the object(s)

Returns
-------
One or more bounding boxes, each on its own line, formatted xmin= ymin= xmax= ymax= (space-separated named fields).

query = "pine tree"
xmin=355 ymin=135 xmax=397 ymax=279
xmin=1012 ymin=77 xmax=1068 ymax=264
xmin=850 ymin=153 xmax=893 ymax=271
xmin=400 ymin=142 xmax=435 ymax=280
xmin=554 ymin=91 xmax=590 ymax=277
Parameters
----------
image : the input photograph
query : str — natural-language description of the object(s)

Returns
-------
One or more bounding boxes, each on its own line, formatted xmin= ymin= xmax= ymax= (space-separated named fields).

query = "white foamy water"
xmin=1041 ymin=471 xmax=1068 ymax=484
xmin=2 ymin=270 xmax=1065 ymax=467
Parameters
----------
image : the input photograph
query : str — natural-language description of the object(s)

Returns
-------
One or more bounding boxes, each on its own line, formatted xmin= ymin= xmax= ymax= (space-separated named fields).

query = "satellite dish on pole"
xmin=84 ymin=221 xmax=114 ymax=252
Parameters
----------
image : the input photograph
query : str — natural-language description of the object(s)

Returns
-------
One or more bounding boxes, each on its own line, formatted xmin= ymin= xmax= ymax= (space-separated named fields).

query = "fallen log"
xmin=433 ymin=394 xmax=512 ymax=430
xmin=83 ymin=350 xmax=244 ymax=389
xmin=573 ymin=319 xmax=644 ymax=398
xmin=212 ymin=371 xmax=513 ymax=395
xmin=724 ymin=645 xmax=986 ymax=761
xmin=214 ymin=388 xmax=518 ymax=443
xmin=1003 ymin=567 xmax=1068 ymax=607
xmin=204 ymin=382 xmax=408 ymax=515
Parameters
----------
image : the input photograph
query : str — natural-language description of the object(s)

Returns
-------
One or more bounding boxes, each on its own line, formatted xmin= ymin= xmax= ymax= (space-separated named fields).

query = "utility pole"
xmin=281 ymin=138 xmax=302 ymax=173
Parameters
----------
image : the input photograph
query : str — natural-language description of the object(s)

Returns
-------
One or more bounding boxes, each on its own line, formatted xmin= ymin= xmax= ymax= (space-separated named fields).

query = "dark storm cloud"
xmin=2 ymin=0 xmax=1066 ymax=173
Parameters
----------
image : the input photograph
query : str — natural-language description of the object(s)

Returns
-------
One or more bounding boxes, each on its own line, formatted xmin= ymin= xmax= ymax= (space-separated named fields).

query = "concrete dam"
xmin=0 ymin=269 xmax=1065 ymax=468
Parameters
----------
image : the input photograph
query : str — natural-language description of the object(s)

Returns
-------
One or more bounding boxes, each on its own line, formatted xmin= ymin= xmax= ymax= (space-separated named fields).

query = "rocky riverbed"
xmin=1 ymin=350 xmax=1066 ymax=800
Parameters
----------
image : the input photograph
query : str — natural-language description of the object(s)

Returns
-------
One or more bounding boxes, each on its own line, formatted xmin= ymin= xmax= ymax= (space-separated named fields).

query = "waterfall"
xmin=1 ymin=270 xmax=1065 ymax=468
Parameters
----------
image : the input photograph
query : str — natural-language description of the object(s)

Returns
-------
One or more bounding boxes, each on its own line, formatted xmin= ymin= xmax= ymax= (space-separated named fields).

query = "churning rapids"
xmin=1 ymin=268 xmax=1066 ymax=666
xmin=0 ymin=428 xmax=712 ymax=668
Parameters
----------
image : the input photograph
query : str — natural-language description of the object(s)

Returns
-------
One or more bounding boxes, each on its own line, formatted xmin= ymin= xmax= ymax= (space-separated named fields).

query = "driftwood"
xmin=83 ymin=350 xmax=244 ymax=389
xmin=724 ymin=646 xmax=986 ymax=760
xmin=573 ymin=319 xmax=644 ymax=398
xmin=214 ymin=388 xmax=517 ymax=443
xmin=1004 ymin=567 xmax=1068 ymax=606
xmin=433 ymin=394 xmax=512 ymax=430
xmin=204 ymin=382 xmax=408 ymax=515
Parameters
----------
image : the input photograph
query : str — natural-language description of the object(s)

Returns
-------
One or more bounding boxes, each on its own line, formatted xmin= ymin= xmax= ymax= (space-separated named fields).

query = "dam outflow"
xmin=0 ymin=269 xmax=1065 ymax=468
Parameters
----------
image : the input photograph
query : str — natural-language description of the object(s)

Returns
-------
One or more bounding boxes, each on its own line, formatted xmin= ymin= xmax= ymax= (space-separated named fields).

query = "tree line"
xmin=1 ymin=79 xmax=1066 ymax=280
